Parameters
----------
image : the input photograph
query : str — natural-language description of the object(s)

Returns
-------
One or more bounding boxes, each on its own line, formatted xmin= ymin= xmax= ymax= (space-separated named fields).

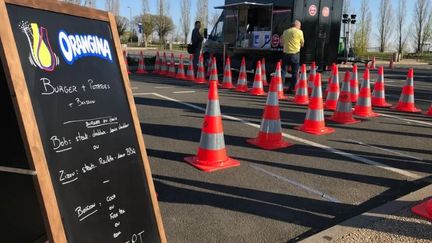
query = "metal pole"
xmin=347 ymin=21 xmax=351 ymax=61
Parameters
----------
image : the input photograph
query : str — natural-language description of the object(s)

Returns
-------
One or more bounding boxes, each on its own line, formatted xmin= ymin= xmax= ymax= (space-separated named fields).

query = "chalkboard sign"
xmin=0 ymin=0 xmax=166 ymax=242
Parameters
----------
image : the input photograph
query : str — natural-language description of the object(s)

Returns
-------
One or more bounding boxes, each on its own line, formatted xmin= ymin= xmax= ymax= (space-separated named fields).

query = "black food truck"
xmin=203 ymin=0 xmax=343 ymax=73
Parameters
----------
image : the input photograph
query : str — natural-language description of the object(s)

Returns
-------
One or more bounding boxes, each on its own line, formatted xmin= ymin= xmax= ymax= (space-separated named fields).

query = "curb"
xmin=299 ymin=184 xmax=432 ymax=243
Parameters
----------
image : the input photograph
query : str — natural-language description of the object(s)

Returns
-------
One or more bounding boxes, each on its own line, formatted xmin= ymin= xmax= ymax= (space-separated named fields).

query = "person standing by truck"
xmin=191 ymin=21 xmax=204 ymax=74
xmin=281 ymin=20 xmax=304 ymax=93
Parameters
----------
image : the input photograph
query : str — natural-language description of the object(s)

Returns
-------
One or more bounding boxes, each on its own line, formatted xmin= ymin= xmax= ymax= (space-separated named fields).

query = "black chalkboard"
xmin=4 ymin=3 xmax=162 ymax=242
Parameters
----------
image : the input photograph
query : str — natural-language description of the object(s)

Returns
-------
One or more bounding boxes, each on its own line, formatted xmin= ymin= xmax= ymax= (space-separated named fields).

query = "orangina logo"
xmin=20 ymin=21 xmax=59 ymax=72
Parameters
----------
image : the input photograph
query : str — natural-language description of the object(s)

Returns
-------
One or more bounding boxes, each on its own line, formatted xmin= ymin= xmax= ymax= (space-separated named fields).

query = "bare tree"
xmin=413 ymin=0 xmax=430 ymax=53
xmin=105 ymin=0 xmax=120 ymax=16
xmin=155 ymin=0 xmax=174 ymax=46
xmin=423 ymin=13 xmax=432 ymax=51
xmin=377 ymin=0 xmax=392 ymax=52
xmin=62 ymin=0 xmax=81 ymax=4
xmin=353 ymin=0 xmax=372 ymax=55
xmin=396 ymin=0 xmax=408 ymax=54
xmin=180 ymin=0 xmax=191 ymax=44
xmin=82 ymin=0 xmax=96 ymax=7
xmin=142 ymin=0 xmax=149 ymax=13
xmin=208 ymin=10 xmax=221 ymax=28
xmin=196 ymin=0 xmax=208 ymax=30
xmin=342 ymin=0 xmax=351 ymax=15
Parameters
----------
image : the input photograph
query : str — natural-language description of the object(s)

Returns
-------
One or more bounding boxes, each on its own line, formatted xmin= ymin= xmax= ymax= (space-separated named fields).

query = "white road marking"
xmin=133 ymin=92 xmax=156 ymax=96
xmin=146 ymin=93 xmax=421 ymax=179
xmin=249 ymin=164 xmax=341 ymax=203
xmin=131 ymin=87 xmax=139 ymax=90
xmin=173 ymin=91 xmax=196 ymax=94
xmin=0 ymin=166 xmax=37 ymax=176
xmin=155 ymin=86 xmax=171 ymax=89
xmin=378 ymin=113 xmax=432 ymax=127
xmin=341 ymin=139 xmax=424 ymax=161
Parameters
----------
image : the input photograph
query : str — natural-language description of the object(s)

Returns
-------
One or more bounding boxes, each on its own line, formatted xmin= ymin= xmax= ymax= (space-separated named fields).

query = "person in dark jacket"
xmin=191 ymin=21 xmax=203 ymax=74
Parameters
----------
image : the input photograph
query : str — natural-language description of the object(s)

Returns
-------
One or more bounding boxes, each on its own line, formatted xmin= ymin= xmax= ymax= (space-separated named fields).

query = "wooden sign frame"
xmin=0 ymin=0 xmax=166 ymax=242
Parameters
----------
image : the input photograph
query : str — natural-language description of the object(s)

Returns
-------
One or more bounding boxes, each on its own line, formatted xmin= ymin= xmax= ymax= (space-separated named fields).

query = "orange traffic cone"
xmin=123 ymin=50 xmax=131 ymax=75
xmin=136 ymin=51 xmax=147 ymax=74
xmin=351 ymin=64 xmax=359 ymax=103
xmin=324 ymin=64 xmax=340 ymax=110
xmin=353 ymin=68 xmax=379 ymax=117
xmin=235 ymin=56 xmax=248 ymax=92
xmin=412 ymin=199 xmax=432 ymax=221
xmin=295 ymin=73 xmax=335 ymax=135
xmin=247 ymin=76 xmax=293 ymax=150
xmin=153 ymin=51 xmax=160 ymax=74
xmin=275 ymin=61 xmax=288 ymax=100
xmin=184 ymin=79 xmax=240 ymax=172
xmin=208 ymin=57 xmax=218 ymax=83
xmin=195 ymin=55 xmax=207 ymax=84
xmin=261 ymin=58 xmax=268 ymax=86
xmin=167 ymin=53 xmax=176 ymax=77
xmin=328 ymin=71 xmax=360 ymax=124
xmin=392 ymin=68 xmax=422 ymax=113
xmin=426 ymin=105 xmax=432 ymax=116
xmin=221 ymin=57 xmax=234 ymax=89
xmin=249 ymin=60 xmax=266 ymax=96
xmin=324 ymin=63 xmax=336 ymax=98
xmin=293 ymin=64 xmax=309 ymax=105
xmin=369 ymin=56 xmax=376 ymax=69
xmin=176 ymin=54 xmax=186 ymax=80
xmin=159 ymin=52 xmax=167 ymax=75
xmin=307 ymin=61 xmax=317 ymax=95
xmin=186 ymin=54 xmax=195 ymax=81
xmin=372 ymin=66 xmax=392 ymax=107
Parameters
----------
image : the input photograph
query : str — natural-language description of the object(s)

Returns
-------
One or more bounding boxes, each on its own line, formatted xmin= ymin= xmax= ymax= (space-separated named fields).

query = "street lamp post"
xmin=342 ymin=14 xmax=356 ymax=62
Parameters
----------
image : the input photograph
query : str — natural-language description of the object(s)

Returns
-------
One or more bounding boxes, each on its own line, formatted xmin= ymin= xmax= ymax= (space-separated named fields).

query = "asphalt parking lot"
xmin=129 ymin=65 xmax=432 ymax=243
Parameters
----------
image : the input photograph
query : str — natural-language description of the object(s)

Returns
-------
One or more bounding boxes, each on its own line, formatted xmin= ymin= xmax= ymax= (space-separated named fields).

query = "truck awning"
xmin=215 ymin=2 xmax=273 ymax=9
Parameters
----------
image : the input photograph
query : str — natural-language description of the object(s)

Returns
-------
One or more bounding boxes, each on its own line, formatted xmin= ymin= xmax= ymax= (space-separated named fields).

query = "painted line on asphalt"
xmin=378 ymin=113 xmax=432 ymax=127
xmin=131 ymin=87 xmax=139 ymax=90
xmin=133 ymin=92 xmax=155 ymax=96
xmin=146 ymin=93 xmax=421 ymax=179
xmin=173 ymin=91 xmax=196 ymax=94
xmin=0 ymin=166 xmax=37 ymax=176
xmin=249 ymin=164 xmax=341 ymax=203
xmin=341 ymin=139 xmax=424 ymax=161
xmin=154 ymin=86 xmax=171 ymax=89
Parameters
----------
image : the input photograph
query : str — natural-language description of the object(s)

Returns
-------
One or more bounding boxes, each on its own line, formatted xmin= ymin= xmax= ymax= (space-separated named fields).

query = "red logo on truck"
xmin=309 ymin=5 xmax=317 ymax=16
xmin=271 ymin=34 xmax=280 ymax=48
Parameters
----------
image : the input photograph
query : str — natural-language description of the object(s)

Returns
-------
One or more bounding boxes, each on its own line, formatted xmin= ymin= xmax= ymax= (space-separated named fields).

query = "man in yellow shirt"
xmin=281 ymin=20 xmax=304 ymax=93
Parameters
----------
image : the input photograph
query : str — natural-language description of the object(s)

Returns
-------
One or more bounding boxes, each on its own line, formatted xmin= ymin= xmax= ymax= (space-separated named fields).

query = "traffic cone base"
xmin=411 ymin=199 xmax=432 ymax=221
xmin=295 ymin=121 xmax=335 ymax=135
xmin=247 ymin=133 xmax=293 ymax=150
xmin=426 ymin=106 xmax=432 ymax=116
xmin=392 ymin=103 xmax=422 ymax=113
xmin=353 ymin=109 xmax=379 ymax=117
xmin=184 ymin=154 xmax=240 ymax=172
xmin=327 ymin=113 xmax=360 ymax=124
xmin=221 ymin=83 xmax=234 ymax=89
xmin=372 ymin=98 xmax=392 ymax=107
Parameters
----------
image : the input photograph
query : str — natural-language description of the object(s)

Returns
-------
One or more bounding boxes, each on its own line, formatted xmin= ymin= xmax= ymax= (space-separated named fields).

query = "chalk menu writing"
xmin=7 ymin=3 xmax=160 ymax=243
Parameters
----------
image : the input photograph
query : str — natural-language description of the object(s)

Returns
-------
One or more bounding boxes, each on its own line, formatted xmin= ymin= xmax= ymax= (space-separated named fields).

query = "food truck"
xmin=203 ymin=0 xmax=344 ymax=73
